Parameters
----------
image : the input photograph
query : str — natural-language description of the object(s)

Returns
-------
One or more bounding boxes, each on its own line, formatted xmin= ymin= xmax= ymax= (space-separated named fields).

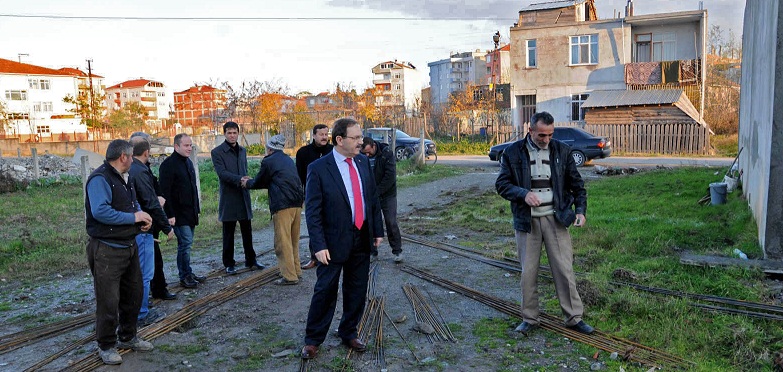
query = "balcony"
xmin=141 ymin=96 xmax=156 ymax=102
xmin=624 ymin=58 xmax=701 ymax=86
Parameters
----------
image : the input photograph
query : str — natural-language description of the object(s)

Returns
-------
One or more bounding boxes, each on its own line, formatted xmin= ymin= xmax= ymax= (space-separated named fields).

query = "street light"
xmin=490 ymin=32 xmax=501 ymax=141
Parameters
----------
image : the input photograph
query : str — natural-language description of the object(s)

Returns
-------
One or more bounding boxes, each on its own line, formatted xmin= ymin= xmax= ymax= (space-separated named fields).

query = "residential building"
xmin=508 ymin=0 xmax=707 ymax=128
xmin=371 ymin=60 xmax=422 ymax=114
xmin=487 ymin=44 xmax=511 ymax=85
xmin=173 ymin=85 xmax=228 ymax=130
xmin=0 ymin=58 xmax=90 ymax=137
xmin=105 ymin=78 xmax=171 ymax=126
xmin=428 ymin=50 xmax=489 ymax=107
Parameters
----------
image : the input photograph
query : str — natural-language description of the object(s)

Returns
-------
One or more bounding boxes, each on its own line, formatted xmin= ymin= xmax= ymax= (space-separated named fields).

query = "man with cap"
xmin=211 ymin=121 xmax=263 ymax=275
xmin=244 ymin=134 xmax=304 ymax=285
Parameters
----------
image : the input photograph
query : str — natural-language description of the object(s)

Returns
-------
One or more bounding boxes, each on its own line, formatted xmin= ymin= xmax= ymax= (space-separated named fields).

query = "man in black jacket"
xmin=159 ymin=133 xmax=205 ymax=289
xmin=129 ymin=139 xmax=174 ymax=326
xmin=85 ymin=139 xmax=153 ymax=365
xmin=129 ymin=132 xmax=176 ymax=301
xmin=245 ymin=134 xmax=304 ymax=285
xmin=211 ymin=121 xmax=262 ymax=275
xmin=295 ymin=124 xmax=332 ymax=270
xmin=495 ymin=111 xmax=593 ymax=336
xmin=361 ymin=137 xmax=402 ymax=262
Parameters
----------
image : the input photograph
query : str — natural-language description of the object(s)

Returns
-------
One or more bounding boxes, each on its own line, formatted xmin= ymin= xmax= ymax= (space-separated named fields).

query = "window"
xmin=43 ymin=102 xmax=53 ymax=111
xmin=122 ymin=93 xmax=127 ymax=98
xmin=635 ymin=34 xmax=652 ymax=62
xmin=518 ymin=94 xmax=537 ymax=125
xmin=570 ymin=93 xmax=589 ymax=121
xmin=526 ymin=39 xmax=537 ymax=67
xmin=40 ymin=79 xmax=50 ymax=89
xmin=5 ymin=90 xmax=27 ymax=100
xmin=652 ymin=32 xmax=676 ymax=61
xmin=394 ymin=84 xmax=401 ymax=90
xmin=28 ymin=79 xmax=51 ymax=89
xmin=8 ymin=113 xmax=29 ymax=120
xmin=157 ymin=92 xmax=164 ymax=97
xmin=570 ymin=34 xmax=598 ymax=65
xmin=36 ymin=125 xmax=51 ymax=134
xmin=393 ymin=73 xmax=400 ymax=79
xmin=28 ymin=79 xmax=39 ymax=89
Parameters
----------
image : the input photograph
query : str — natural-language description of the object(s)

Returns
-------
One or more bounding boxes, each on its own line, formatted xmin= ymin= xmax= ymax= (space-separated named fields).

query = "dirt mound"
xmin=0 ymin=155 xmax=82 ymax=193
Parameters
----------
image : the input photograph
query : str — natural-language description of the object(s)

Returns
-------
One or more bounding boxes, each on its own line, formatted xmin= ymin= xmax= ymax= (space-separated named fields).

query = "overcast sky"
xmin=0 ymin=0 xmax=745 ymax=95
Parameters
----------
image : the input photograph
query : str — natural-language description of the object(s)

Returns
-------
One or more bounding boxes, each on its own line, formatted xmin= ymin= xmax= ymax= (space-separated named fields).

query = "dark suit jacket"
xmin=211 ymin=141 xmax=252 ymax=221
xmin=305 ymin=152 xmax=384 ymax=263
xmin=159 ymin=151 xmax=200 ymax=227
xmin=129 ymin=158 xmax=172 ymax=234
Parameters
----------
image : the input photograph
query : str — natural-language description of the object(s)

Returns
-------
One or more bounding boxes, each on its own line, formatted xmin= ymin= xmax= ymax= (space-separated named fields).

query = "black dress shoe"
xmin=301 ymin=344 xmax=318 ymax=359
xmin=342 ymin=338 xmax=367 ymax=352
xmin=301 ymin=260 xmax=317 ymax=270
xmin=567 ymin=320 xmax=594 ymax=335
xmin=247 ymin=263 xmax=265 ymax=271
xmin=514 ymin=321 xmax=538 ymax=335
xmin=152 ymin=291 xmax=177 ymax=300
xmin=189 ymin=273 xmax=206 ymax=283
xmin=225 ymin=266 xmax=237 ymax=275
xmin=179 ymin=277 xmax=198 ymax=288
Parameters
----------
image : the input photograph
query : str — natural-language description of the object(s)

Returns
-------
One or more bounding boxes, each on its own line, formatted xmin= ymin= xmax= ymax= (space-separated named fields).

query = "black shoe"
xmin=567 ymin=320 xmax=595 ymax=335
xmin=247 ymin=263 xmax=265 ymax=271
xmin=225 ymin=266 xmax=237 ymax=275
xmin=514 ymin=321 xmax=538 ymax=335
xmin=152 ymin=291 xmax=177 ymax=300
xmin=138 ymin=309 xmax=166 ymax=327
xmin=179 ymin=276 xmax=198 ymax=288
xmin=189 ymin=273 xmax=206 ymax=283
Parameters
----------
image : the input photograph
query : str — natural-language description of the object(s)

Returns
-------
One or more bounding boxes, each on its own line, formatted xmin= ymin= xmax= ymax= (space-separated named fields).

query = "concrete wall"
xmin=738 ymin=0 xmax=783 ymax=258
xmin=631 ymin=22 xmax=702 ymax=61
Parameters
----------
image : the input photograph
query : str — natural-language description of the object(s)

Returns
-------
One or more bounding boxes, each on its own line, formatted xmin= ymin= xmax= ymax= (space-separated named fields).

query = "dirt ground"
xmin=0 ymin=164 xmax=604 ymax=372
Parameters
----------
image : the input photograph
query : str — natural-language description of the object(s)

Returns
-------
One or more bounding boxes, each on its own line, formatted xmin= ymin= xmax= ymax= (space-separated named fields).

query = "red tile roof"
xmin=0 ymin=58 xmax=74 ymax=76
xmin=106 ymin=79 xmax=161 ymax=90
xmin=57 ymin=67 xmax=104 ymax=78
xmin=174 ymin=85 xmax=225 ymax=95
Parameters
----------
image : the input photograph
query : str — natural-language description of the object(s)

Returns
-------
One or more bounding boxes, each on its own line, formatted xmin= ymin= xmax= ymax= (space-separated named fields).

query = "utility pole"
xmin=86 ymin=59 xmax=95 ymax=128
xmin=491 ymin=31 xmax=501 ymax=143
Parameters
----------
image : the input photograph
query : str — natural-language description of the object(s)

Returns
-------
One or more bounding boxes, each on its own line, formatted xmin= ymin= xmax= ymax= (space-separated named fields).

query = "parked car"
xmin=364 ymin=128 xmax=437 ymax=161
xmin=488 ymin=127 xmax=611 ymax=167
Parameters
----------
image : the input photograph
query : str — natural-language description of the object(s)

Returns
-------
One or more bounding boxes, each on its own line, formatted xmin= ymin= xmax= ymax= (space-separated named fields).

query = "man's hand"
xmin=373 ymin=238 xmax=383 ymax=247
xmin=135 ymin=211 xmax=152 ymax=231
xmin=524 ymin=192 xmax=542 ymax=207
xmin=241 ymin=176 xmax=251 ymax=188
xmin=574 ymin=214 xmax=586 ymax=227
xmin=166 ymin=230 xmax=175 ymax=240
xmin=315 ymin=250 xmax=331 ymax=265
xmin=168 ymin=217 xmax=176 ymax=226
xmin=157 ymin=196 xmax=166 ymax=208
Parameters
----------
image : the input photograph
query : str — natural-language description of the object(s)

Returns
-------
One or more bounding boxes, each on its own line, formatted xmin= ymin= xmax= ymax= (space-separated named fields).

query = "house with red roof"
xmin=173 ymin=85 xmax=228 ymax=130
xmin=105 ymin=78 xmax=171 ymax=128
xmin=0 ymin=58 xmax=97 ymax=136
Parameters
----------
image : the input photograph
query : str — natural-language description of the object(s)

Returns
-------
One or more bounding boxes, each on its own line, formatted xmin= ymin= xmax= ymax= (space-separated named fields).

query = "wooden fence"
xmin=553 ymin=122 xmax=711 ymax=155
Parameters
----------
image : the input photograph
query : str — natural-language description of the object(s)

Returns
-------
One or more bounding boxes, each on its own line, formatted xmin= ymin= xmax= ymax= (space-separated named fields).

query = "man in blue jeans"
xmin=129 ymin=138 xmax=174 ymax=325
xmin=159 ymin=134 xmax=205 ymax=288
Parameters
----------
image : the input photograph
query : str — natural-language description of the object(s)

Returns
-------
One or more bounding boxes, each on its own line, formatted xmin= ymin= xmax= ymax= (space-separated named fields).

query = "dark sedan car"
xmin=364 ymin=128 xmax=437 ymax=161
xmin=488 ymin=127 xmax=611 ymax=166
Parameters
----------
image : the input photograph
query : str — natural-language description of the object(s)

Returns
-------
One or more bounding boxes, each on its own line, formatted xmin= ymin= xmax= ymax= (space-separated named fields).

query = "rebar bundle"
xmin=402 ymin=284 xmax=455 ymax=343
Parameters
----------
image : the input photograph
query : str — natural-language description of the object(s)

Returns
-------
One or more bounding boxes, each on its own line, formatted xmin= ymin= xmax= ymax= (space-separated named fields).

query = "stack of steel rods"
xmin=402 ymin=284 xmax=456 ymax=342
xmin=400 ymin=265 xmax=693 ymax=369
xmin=0 ymin=313 xmax=93 ymax=355
xmin=367 ymin=262 xmax=379 ymax=298
xmin=61 ymin=267 xmax=280 ymax=372
xmin=352 ymin=295 xmax=386 ymax=367
xmin=404 ymin=235 xmax=783 ymax=321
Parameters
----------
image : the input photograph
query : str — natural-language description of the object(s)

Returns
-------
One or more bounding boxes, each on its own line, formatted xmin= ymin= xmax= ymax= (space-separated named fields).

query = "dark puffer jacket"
xmin=247 ymin=150 xmax=304 ymax=214
xmin=495 ymin=135 xmax=587 ymax=233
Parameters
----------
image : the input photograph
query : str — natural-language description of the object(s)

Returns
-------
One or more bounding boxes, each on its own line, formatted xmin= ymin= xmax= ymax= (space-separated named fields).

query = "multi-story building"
xmin=0 ymin=58 xmax=91 ymax=136
xmin=105 ymin=79 xmax=171 ymax=126
xmin=427 ymin=51 xmax=489 ymax=107
xmin=173 ymin=85 xmax=228 ymax=130
xmin=487 ymin=44 xmax=511 ymax=85
xmin=509 ymin=0 xmax=707 ymax=128
xmin=371 ymin=61 xmax=422 ymax=114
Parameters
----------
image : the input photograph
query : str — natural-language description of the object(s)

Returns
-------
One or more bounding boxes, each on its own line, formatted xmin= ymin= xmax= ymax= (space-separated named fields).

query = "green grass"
xmin=396 ymin=159 xmax=467 ymax=189
xmin=404 ymin=167 xmax=778 ymax=371
xmin=713 ymin=134 xmax=739 ymax=157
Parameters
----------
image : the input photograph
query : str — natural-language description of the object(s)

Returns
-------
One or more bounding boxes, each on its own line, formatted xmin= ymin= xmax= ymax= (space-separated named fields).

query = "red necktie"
xmin=345 ymin=158 xmax=364 ymax=230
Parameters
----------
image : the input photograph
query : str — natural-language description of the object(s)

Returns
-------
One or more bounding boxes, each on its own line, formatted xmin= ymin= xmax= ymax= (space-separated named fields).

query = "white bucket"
xmin=723 ymin=175 xmax=738 ymax=193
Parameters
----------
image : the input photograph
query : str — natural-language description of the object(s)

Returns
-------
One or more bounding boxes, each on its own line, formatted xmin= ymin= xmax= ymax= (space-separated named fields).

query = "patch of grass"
xmin=712 ymin=134 xmax=739 ymax=157
xmin=396 ymin=160 xmax=466 ymax=189
xmin=434 ymin=136 xmax=493 ymax=155
xmin=0 ymin=301 xmax=12 ymax=311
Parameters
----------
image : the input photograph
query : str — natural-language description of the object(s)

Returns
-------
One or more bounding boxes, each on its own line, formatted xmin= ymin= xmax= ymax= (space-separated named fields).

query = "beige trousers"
xmin=273 ymin=207 xmax=302 ymax=281
xmin=516 ymin=214 xmax=584 ymax=326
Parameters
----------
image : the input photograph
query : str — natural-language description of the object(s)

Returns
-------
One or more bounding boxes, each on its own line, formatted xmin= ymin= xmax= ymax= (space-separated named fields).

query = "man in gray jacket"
xmin=211 ymin=121 xmax=262 ymax=275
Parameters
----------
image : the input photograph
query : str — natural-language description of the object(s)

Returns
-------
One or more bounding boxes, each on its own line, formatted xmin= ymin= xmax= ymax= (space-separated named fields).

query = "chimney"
xmin=625 ymin=0 xmax=634 ymax=17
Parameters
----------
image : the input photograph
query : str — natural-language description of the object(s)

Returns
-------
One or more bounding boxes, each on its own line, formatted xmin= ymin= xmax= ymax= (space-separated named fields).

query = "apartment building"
xmin=427 ymin=51 xmax=488 ymax=107
xmin=487 ymin=44 xmax=511 ymax=85
xmin=105 ymin=78 xmax=171 ymax=125
xmin=371 ymin=60 xmax=422 ymax=114
xmin=509 ymin=0 xmax=707 ymax=128
xmin=173 ymin=85 xmax=228 ymax=129
xmin=0 ymin=58 xmax=91 ymax=136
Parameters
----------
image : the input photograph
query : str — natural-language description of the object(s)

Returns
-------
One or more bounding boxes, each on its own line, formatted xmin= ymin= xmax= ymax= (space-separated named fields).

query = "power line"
xmin=0 ymin=13 xmax=516 ymax=22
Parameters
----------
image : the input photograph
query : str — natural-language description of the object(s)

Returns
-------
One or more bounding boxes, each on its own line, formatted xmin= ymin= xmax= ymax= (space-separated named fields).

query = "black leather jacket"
xmin=495 ymin=135 xmax=587 ymax=233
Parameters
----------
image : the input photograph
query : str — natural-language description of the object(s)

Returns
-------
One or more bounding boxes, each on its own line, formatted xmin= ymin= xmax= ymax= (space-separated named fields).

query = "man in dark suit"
xmin=211 ymin=121 xmax=262 ymax=275
xmin=301 ymin=118 xmax=384 ymax=359
xmin=159 ymin=133 xmax=205 ymax=289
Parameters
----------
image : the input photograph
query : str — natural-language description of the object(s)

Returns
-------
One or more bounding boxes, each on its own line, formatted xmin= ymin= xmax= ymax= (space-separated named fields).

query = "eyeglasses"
xmin=342 ymin=135 xmax=364 ymax=141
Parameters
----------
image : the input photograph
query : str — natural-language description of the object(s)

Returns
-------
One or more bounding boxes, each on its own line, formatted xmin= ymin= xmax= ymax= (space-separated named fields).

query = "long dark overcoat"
xmin=210 ymin=141 xmax=253 ymax=222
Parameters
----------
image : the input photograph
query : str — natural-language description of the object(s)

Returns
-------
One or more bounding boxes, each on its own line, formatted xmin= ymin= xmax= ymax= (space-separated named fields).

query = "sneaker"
xmin=179 ymin=276 xmax=198 ymax=288
xmin=225 ymin=266 xmax=237 ymax=275
xmin=273 ymin=277 xmax=299 ymax=286
xmin=393 ymin=253 xmax=403 ymax=263
xmin=189 ymin=273 xmax=207 ymax=283
xmin=138 ymin=308 xmax=166 ymax=327
xmin=98 ymin=347 xmax=122 ymax=365
xmin=117 ymin=337 xmax=154 ymax=352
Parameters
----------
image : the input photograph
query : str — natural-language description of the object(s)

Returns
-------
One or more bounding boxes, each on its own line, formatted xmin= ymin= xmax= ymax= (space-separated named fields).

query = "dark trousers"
xmin=86 ymin=238 xmax=143 ymax=350
xmin=150 ymin=229 xmax=168 ymax=297
xmin=304 ymin=226 xmax=370 ymax=346
xmin=222 ymin=219 xmax=256 ymax=268
xmin=377 ymin=196 xmax=402 ymax=255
